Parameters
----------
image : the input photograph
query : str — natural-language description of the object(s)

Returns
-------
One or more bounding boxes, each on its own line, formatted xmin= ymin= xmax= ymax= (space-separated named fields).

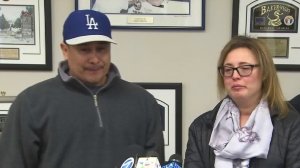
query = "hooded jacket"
xmin=0 ymin=61 xmax=164 ymax=168
xmin=184 ymin=100 xmax=300 ymax=168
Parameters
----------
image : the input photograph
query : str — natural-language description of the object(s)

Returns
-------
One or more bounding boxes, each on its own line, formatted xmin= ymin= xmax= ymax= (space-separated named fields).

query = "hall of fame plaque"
xmin=232 ymin=0 xmax=300 ymax=71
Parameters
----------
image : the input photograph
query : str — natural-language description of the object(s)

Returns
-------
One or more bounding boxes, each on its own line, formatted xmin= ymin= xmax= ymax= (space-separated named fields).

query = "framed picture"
xmin=136 ymin=82 xmax=182 ymax=160
xmin=232 ymin=0 xmax=300 ymax=71
xmin=75 ymin=0 xmax=205 ymax=30
xmin=0 ymin=96 xmax=15 ymax=137
xmin=0 ymin=0 xmax=52 ymax=70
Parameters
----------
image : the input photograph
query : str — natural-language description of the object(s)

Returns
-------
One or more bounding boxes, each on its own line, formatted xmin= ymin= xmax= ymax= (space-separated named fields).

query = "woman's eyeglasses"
xmin=218 ymin=64 xmax=260 ymax=77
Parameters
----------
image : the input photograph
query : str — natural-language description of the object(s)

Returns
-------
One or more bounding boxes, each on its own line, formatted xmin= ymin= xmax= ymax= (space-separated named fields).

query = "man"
xmin=92 ymin=0 xmax=129 ymax=13
xmin=92 ymin=0 xmax=164 ymax=13
xmin=0 ymin=10 xmax=164 ymax=168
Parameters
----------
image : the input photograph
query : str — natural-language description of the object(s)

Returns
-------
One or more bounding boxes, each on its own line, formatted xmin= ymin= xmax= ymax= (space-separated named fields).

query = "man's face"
xmin=60 ymin=41 xmax=111 ymax=86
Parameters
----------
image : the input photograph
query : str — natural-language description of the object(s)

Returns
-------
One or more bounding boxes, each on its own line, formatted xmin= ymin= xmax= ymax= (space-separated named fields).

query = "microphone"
xmin=135 ymin=150 xmax=161 ymax=168
xmin=120 ymin=157 xmax=135 ymax=168
xmin=161 ymin=154 xmax=182 ymax=168
xmin=115 ymin=144 xmax=144 ymax=168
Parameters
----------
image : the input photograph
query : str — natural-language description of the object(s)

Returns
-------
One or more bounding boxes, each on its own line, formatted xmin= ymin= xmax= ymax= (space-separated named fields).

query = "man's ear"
xmin=60 ymin=42 xmax=69 ymax=59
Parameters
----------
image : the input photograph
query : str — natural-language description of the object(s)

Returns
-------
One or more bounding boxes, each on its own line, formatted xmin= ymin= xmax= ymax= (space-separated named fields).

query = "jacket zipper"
xmin=93 ymin=94 xmax=103 ymax=127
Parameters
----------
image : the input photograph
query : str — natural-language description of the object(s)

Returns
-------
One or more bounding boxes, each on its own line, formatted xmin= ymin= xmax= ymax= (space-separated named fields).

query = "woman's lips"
xmin=232 ymin=84 xmax=244 ymax=90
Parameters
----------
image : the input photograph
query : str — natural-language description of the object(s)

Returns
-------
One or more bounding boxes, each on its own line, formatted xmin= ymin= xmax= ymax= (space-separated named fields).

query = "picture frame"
xmin=135 ymin=82 xmax=182 ymax=160
xmin=0 ymin=0 xmax=52 ymax=70
xmin=232 ymin=0 xmax=300 ymax=71
xmin=0 ymin=96 xmax=15 ymax=137
xmin=75 ymin=0 xmax=205 ymax=30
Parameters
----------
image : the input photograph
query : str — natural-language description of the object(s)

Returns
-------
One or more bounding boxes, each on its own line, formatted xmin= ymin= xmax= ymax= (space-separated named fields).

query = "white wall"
xmin=1 ymin=0 xmax=300 ymax=158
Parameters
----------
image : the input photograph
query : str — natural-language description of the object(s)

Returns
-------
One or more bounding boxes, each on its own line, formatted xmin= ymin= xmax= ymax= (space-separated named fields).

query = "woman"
xmin=184 ymin=36 xmax=300 ymax=168
xmin=290 ymin=94 xmax=300 ymax=113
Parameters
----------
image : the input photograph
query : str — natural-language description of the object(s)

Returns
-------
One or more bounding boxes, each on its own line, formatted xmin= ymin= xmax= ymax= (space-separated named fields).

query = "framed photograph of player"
xmin=135 ymin=82 xmax=182 ymax=161
xmin=232 ymin=0 xmax=300 ymax=71
xmin=0 ymin=96 xmax=15 ymax=137
xmin=0 ymin=0 xmax=52 ymax=70
xmin=75 ymin=0 xmax=205 ymax=30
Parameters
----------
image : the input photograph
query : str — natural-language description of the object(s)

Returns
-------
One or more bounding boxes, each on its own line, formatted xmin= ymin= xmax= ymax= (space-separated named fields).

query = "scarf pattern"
xmin=209 ymin=98 xmax=273 ymax=168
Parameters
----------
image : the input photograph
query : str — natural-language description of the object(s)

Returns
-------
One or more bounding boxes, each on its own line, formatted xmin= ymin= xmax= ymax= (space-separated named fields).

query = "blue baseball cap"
xmin=63 ymin=10 xmax=116 ymax=45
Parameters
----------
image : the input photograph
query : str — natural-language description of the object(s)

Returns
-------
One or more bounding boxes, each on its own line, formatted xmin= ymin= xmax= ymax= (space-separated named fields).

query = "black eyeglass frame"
xmin=218 ymin=64 xmax=260 ymax=77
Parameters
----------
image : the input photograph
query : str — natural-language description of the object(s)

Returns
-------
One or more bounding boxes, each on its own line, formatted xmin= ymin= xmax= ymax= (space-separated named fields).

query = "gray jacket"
xmin=0 ymin=62 xmax=164 ymax=168
xmin=184 ymin=101 xmax=300 ymax=168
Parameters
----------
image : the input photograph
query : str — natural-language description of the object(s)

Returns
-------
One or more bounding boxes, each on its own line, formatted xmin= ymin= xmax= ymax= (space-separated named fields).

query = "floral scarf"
xmin=209 ymin=98 xmax=273 ymax=168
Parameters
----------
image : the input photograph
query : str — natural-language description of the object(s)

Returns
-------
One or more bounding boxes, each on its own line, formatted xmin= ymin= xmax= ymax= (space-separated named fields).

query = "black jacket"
xmin=184 ymin=101 xmax=300 ymax=168
xmin=290 ymin=94 xmax=300 ymax=113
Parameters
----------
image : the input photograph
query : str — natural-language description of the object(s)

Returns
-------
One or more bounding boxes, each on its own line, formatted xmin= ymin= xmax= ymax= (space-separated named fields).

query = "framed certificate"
xmin=232 ymin=0 xmax=300 ymax=71
xmin=76 ymin=0 xmax=205 ymax=30
xmin=136 ymin=82 xmax=182 ymax=160
xmin=0 ymin=0 xmax=52 ymax=70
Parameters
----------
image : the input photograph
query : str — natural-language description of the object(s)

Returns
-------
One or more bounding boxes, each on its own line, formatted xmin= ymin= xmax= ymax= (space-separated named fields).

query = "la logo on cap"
xmin=63 ymin=10 xmax=116 ymax=45
xmin=85 ymin=14 xmax=98 ymax=30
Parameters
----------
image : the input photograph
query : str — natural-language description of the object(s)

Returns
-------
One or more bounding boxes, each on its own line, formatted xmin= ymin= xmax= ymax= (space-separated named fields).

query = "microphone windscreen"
xmin=136 ymin=157 xmax=161 ymax=168
xmin=115 ymin=144 xmax=144 ymax=168
xmin=136 ymin=150 xmax=161 ymax=168
xmin=161 ymin=162 xmax=182 ymax=168
xmin=161 ymin=154 xmax=182 ymax=168
xmin=169 ymin=154 xmax=182 ymax=163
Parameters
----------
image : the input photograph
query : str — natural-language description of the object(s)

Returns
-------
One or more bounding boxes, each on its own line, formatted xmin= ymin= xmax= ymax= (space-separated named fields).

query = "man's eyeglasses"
xmin=218 ymin=64 xmax=260 ymax=77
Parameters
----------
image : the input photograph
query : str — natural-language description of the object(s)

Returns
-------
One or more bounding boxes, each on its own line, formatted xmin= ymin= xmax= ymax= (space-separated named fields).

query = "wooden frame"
xmin=136 ymin=82 xmax=182 ymax=160
xmin=232 ymin=0 xmax=300 ymax=71
xmin=0 ymin=0 xmax=52 ymax=70
xmin=75 ymin=0 xmax=205 ymax=30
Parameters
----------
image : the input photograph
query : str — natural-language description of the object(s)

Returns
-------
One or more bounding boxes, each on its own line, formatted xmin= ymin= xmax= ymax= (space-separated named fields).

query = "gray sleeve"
xmin=0 ymin=94 xmax=39 ymax=168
